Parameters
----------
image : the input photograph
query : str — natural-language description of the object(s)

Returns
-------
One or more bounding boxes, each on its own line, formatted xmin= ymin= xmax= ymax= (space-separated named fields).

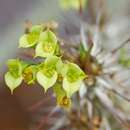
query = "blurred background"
xmin=0 ymin=0 xmax=130 ymax=130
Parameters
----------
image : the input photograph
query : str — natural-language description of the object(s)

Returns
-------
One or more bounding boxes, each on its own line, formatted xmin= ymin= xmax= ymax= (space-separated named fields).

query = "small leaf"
xmin=5 ymin=72 xmax=23 ymax=94
xmin=36 ymin=70 xmax=57 ymax=92
xmin=79 ymin=43 xmax=87 ymax=60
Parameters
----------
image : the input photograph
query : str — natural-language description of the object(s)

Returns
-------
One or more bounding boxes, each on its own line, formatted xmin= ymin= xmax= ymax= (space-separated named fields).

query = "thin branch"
xmin=28 ymin=95 xmax=54 ymax=112
xmin=97 ymin=77 xmax=130 ymax=102
xmin=37 ymin=106 xmax=60 ymax=130
xmin=111 ymin=38 xmax=130 ymax=54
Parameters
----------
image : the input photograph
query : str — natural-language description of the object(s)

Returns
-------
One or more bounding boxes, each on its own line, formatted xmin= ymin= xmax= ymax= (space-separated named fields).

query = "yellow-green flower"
xmin=19 ymin=25 xmax=42 ymax=48
xmin=7 ymin=59 xmax=23 ymax=78
xmin=53 ymin=83 xmax=71 ymax=108
xmin=35 ymin=30 xmax=57 ymax=57
xmin=36 ymin=56 xmax=60 ymax=92
xmin=5 ymin=59 xmax=26 ymax=93
xmin=22 ymin=65 xmax=37 ymax=85
xmin=63 ymin=63 xmax=86 ymax=97
xmin=58 ymin=96 xmax=71 ymax=108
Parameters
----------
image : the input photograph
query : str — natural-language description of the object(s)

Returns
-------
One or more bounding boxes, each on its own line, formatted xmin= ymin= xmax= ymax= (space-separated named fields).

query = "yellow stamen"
xmin=22 ymin=67 xmax=34 ymax=84
xmin=43 ymin=44 xmax=53 ymax=53
xmin=59 ymin=96 xmax=71 ymax=108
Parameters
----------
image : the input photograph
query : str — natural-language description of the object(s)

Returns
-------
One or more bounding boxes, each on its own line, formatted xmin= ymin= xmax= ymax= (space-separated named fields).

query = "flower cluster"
xmin=4 ymin=24 xmax=86 ymax=108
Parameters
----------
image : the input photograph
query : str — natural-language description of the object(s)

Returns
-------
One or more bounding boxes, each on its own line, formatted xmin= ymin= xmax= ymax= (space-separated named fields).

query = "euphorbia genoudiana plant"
xmin=4 ymin=0 xmax=130 ymax=130
xmin=5 ymin=24 xmax=86 ymax=108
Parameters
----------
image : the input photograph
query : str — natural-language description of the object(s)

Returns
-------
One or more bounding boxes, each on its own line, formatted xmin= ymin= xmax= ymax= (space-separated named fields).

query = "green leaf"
xmin=63 ymin=77 xmax=83 ymax=97
xmin=36 ymin=70 xmax=57 ymax=92
xmin=35 ymin=30 xmax=57 ymax=57
xmin=79 ymin=43 xmax=87 ymax=60
xmin=5 ymin=72 xmax=23 ymax=94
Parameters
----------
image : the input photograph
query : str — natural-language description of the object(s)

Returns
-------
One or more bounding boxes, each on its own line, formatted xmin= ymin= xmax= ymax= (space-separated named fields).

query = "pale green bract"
xmin=7 ymin=59 xmax=23 ymax=78
xmin=5 ymin=72 xmax=23 ymax=94
xmin=19 ymin=25 xmax=42 ymax=48
xmin=63 ymin=77 xmax=83 ymax=97
xmin=44 ymin=55 xmax=60 ymax=70
xmin=39 ymin=30 xmax=57 ymax=43
xmin=36 ymin=70 xmax=57 ymax=92
xmin=5 ymin=59 xmax=27 ymax=93
xmin=62 ymin=63 xmax=86 ymax=97
xmin=35 ymin=30 xmax=57 ymax=57
xmin=56 ymin=60 xmax=68 ymax=76
xmin=36 ymin=56 xmax=60 ymax=92
xmin=66 ymin=63 xmax=86 ymax=82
